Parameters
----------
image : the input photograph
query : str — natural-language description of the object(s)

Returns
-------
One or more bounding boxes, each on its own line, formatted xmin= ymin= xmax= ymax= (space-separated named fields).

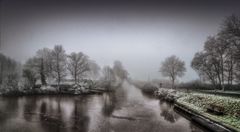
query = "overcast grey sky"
xmin=1 ymin=0 xmax=240 ymax=81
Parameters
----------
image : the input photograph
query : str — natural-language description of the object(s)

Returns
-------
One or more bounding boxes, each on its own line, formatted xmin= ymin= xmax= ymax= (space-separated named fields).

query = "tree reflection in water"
xmin=102 ymin=93 xmax=116 ymax=117
xmin=71 ymin=98 xmax=90 ymax=132
xmin=159 ymin=101 xmax=179 ymax=123
xmin=102 ymin=85 xmax=127 ymax=117
xmin=38 ymin=97 xmax=91 ymax=132
xmin=0 ymin=85 xmax=204 ymax=132
xmin=0 ymin=97 xmax=19 ymax=124
xmin=23 ymin=97 xmax=38 ymax=122
xmin=39 ymin=98 xmax=64 ymax=132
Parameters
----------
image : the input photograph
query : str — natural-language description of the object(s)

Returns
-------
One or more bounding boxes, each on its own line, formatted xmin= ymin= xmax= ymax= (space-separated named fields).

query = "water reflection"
xmin=39 ymin=100 xmax=64 ymax=132
xmin=23 ymin=97 xmax=38 ymax=122
xmin=159 ymin=101 xmax=180 ymax=123
xmin=0 ymin=83 xmax=205 ymax=132
xmin=102 ymin=93 xmax=116 ymax=117
xmin=71 ymin=98 xmax=90 ymax=132
xmin=0 ymin=97 xmax=19 ymax=124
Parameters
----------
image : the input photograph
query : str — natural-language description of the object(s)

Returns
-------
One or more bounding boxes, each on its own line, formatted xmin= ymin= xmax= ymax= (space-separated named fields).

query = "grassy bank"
xmin=177 ymin=93 xmax=240 ymax=131
xmin=154 ymin=88 xmax=240 ymax=131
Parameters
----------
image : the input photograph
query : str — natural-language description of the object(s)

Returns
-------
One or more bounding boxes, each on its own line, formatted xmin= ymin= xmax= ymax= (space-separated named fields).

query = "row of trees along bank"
xmin=0 ymin=45 xmax=129 ymax=94
xmin=0 ymin=53 xmax=21 ymax=93
xmin=191 ymin=15 xmax=240 ymax=91
xmin=23 ymin=45 xmax=100 ymax=90
xmin=158 ymin=15 xmax=240 ymax=91
xmin=23 ymin=45 xmax=128 ymax=91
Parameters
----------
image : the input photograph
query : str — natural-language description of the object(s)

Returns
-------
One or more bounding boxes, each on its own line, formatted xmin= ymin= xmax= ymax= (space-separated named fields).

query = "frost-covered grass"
xmin=177 ymin=93 xmax=240 ymax=131
xmin=178 ymin=93 xmax=240 ymax=115
xmin=0 ymin=79 xmax=99 ymax=95
xmin=154 ymin=88 xmax=185 ymax=101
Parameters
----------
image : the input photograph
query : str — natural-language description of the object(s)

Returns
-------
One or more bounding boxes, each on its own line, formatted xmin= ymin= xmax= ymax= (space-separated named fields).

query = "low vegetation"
xmin=154 ymin=88 xmax=240 ymax=131
xmin=178 ymin=93 xmax=240 ymax=131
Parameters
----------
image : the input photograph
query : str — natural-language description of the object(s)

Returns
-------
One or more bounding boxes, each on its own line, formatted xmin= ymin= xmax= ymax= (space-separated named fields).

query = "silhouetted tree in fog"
xmin=36 ymin=48 xmax=53 ymax=85
xmin=192 ymin=36 xmax=237 ymax=90
xmin=220 ymin=14 xmax=240 ymax=83
xmin=102 ymin=66 xmax=116 ymax=90
xmin=160 ymin=55 xmax=186 ymax=89
xmin=0 ymin=53 xmax=21 ymax=92
xmin=113 ymin=60 xmax=128 ymax=81
xmin=192 ymin=15 xmax=240 ymax=89
xmin=87 ymin=60 xmax=101 ymax=80
xmin=51 ymin=45 xmax=67 ymax=89
xmin=23 ymin=48 xmax=53 ymax=86
xmin=67 ymin=52 xmax=90 ymax=84
xmin=23 ymin=57 xmax=39 ymax=87
xmin=191 ymin=52 xmax=218 ymax=87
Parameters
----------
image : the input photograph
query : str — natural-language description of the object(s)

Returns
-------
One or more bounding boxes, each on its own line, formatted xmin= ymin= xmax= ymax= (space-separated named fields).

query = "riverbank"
xmin=0 ymin=81 xmax=109 ymax=96
xmin=194 ymin=90 xmax=240 ymax=98
xmin=154 ymin=88 xmax=240 ymax=132
xmin=0 ymin=82 xmax=205 ymax=132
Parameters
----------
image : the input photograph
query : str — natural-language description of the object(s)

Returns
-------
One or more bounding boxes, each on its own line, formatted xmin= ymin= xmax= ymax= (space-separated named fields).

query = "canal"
xmin=0 ymin=82 xmax=205 ymax=132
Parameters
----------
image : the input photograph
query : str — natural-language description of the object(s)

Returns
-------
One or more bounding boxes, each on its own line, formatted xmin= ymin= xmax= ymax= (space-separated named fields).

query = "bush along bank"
xmin=0 ymin=80 xmax=106 ymax=96
xmin=154 ymin=88 xmax=240 ymax=132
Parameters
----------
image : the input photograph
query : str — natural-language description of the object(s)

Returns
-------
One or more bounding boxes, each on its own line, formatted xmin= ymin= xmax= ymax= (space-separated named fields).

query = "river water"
xmin=0 ymin=82 xmax=205 ymax=132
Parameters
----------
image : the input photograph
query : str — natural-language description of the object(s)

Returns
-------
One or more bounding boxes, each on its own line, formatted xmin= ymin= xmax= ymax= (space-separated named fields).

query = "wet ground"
xmin=0 ymin=82 xmax=205 ymax=132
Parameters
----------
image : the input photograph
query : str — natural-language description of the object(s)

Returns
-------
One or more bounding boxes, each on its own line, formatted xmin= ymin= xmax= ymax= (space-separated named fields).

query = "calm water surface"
xmin=0 ymin=82 xmax=205 ymax=132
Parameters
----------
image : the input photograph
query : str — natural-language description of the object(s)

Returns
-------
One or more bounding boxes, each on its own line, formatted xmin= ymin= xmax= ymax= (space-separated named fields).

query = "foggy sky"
xmin=1 ymin=0 xmax=240 ymax=81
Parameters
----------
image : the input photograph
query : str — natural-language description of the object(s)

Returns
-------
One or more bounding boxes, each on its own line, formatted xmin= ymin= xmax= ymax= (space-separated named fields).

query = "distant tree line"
xmin=23 ymin=45 xmax=101 ymax=89
xmin=101 ymin=60 xmax=128 ymax=90
xmin=0 ymin=44 xmax=129 ymax=94
xmin=191 ymin=15 xmax=240 ymax=91
xmin=0 ymin=53 xmax=21 ymax=92
xmin=22 ymin=45 xmax=129 ymax=91
xmin=4 ymin=15 xmax=239 ymax=93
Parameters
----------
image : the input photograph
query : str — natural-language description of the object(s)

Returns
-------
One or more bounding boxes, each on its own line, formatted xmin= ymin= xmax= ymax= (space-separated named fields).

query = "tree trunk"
xmin=40 ymin=58 xmax=47 ymax=85
xmin=221 ymin=55 xmax=225 ymax=91
xmin=57 ymin=59 xmax=61 ymax=92
xmin=216 ymin=70 xmax=222 ymax=90
xmin=74 ymin=72 xmax=77 ymax=84
xmin=0 ymin=62 xmax=2 ymax=85
xmin=230 ymin=58 xmax=233 ymax=85
xmin=171 ymin=77 xmax=175 ymax=89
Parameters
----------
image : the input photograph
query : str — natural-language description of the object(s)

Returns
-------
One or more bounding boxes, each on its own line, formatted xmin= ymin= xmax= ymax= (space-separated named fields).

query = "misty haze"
xmin=0 ymin=0 xmax=240 ymax=132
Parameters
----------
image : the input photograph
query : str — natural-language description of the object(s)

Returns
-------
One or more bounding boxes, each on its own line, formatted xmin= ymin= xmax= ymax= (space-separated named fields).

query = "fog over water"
xmin=1 ymin=0 xmax=240 ymax=81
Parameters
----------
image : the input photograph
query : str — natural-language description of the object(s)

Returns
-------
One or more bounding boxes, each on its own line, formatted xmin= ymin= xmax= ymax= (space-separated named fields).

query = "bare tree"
xmin=160 ymin=55 xmax=186 ymax=89
xmin=220 ymin=14 xmax=240 ymax=37
xmin=0 ymin=53 xmax=21 ymax=91
xmin=204 ymin=36 xmax=227 ymax=90
xmin=220 ymin=35 xmax=236 ymax=86
xmin=22 ymin=68 xmax=37 ymax=88
xmin=36 ymin=48 xmax=53 ymax=84
xmin=102 ymin=66 xmax=116 ymax=90
xmin=0 ymin=53 xmax=5 ymax=85
xmin=191 ymin=52 xmax=218 ymax=87
xmin=220 ymin=14 xmax=240 ymax=83
xmin=192 ymin=14 xmax=240 ymax=90
xmin=113 ymin=60 xmax=128 ymax=81
xmin=23 ymin=48 xmax=53 ymax=86
xmin=23 ymin=57 xmax=39 ymax=87
xmin=86 ymin=60 xmax=101 ymax=80
xmin=51 ymin=45 xmax=67 ymax=89
xmin=67 ymin=52 xmax=90 ymax=84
